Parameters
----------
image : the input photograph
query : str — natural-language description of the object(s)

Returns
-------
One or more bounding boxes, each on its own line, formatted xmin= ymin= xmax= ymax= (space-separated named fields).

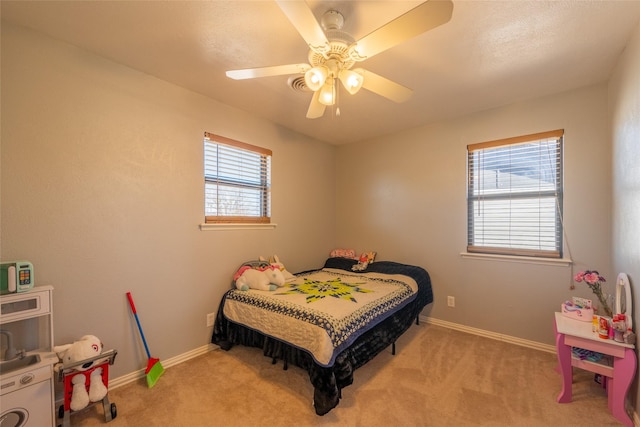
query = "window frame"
xmin=466 ymin=129 xmax=564 ymax=259
xmin=203 ymin=132 xmax=272 ymax=224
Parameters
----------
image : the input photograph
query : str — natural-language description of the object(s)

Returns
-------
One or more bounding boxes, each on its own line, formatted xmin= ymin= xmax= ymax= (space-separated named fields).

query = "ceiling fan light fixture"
xmin=230 ymin=1 xmax=453 ymax=119
xmin=318 ymin=80 xmax=336 ymax=106
xmin=304 ymin=66 xmax=328 ymax=91
xmin=338 ymin=69 xmax=364 ymax=95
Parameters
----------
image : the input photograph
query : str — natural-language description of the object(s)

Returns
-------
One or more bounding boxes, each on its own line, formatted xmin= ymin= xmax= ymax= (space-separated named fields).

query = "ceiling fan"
xmin=226 ymin=0 xmax=454 ymax=119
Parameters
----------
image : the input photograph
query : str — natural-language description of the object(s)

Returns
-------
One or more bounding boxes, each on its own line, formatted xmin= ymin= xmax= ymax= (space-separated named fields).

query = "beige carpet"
xmin=67 ymin=324 xmax=626 ymax=426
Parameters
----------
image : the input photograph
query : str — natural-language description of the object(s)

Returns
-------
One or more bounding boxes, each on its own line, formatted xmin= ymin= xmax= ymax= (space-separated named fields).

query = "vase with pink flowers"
xmin=573 ymin=270 xmax=613 ymax=318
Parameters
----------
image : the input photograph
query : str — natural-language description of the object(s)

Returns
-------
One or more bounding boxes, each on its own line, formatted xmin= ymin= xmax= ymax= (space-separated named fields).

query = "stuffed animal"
xmin=89 ymin=368 xmax=108 ymax=402
xmin=54 ymin=335 xmax=108 ymax=411
xmin=70 ymin=374 xmax=90 ymax=411
xmin=262 ymin=266 xmax=286 ymax=287
xmin=267 ymin=255 xmax=296 ymax=282
xmin=234 ymin=265 xmax=285 ymax=291
xmin=352 ymin=251 xmax=377 ymax=271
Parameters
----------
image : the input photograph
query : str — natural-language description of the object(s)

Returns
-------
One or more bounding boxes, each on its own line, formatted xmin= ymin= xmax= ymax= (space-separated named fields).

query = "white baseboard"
xmin=110 ymin=317 xmax=554 ymax=391
xmin=421 ymin=315 xmax=556 ymax=353
xmin=106 ymin=319 xmax=639 ymax=426
xmin=108 ymin=343 xmax=218 ymax=389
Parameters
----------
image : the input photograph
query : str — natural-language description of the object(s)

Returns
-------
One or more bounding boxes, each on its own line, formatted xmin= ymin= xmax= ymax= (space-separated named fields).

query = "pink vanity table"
xmin=555 ymin=312 xmax=636 ymax=427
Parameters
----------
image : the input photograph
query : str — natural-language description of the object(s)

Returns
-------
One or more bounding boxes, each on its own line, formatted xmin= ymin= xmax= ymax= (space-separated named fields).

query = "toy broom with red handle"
xmin=126 ymin=292 xmax=164 ymax=388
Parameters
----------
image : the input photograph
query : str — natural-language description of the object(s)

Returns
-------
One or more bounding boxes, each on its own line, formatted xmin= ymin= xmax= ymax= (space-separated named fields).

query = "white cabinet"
xmin=1 ymin=287 xmax=52 ymax=321
xmin=1 ymin=286 xmax=56 ymax=427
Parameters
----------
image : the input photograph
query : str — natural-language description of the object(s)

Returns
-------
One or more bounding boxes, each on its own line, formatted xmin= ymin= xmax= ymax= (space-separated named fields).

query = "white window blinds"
xmin=467 ymin=129 xmax=564 ymax=258
xmin=204 ymin=133 xmax=271 ymax=223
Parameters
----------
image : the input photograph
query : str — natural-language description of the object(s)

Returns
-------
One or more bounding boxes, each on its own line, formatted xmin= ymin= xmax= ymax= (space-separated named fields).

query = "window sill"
xmin=460 ymin=252 xmax=572 ymax=267
xmin=200 ymin=223 xmax=277 ymax=231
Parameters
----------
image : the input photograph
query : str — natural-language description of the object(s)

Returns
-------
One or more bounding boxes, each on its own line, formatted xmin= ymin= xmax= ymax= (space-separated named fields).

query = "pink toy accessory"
xmin=561 ymin=297 xmax=593 ymax=322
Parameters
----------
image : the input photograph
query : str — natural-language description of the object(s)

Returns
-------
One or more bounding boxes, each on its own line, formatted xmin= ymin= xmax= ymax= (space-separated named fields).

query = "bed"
xmin=211 ymin=256 xmax=433 ymax=415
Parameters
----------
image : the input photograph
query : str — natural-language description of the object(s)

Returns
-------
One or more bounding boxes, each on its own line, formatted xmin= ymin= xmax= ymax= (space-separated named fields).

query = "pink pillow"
xmin=330 ymin=249 xmax=357 ymax=259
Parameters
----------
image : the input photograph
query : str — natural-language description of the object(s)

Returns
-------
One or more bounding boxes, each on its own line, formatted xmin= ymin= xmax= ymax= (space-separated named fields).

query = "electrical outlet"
xmin=447 ymin=296 xmax=455 ymax=308
xmin=206 ymin=312 xmax=215 ymax=327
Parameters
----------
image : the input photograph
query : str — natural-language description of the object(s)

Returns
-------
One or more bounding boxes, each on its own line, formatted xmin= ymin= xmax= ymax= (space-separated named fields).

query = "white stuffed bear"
xmin=54 ymin=335 xmax=108 ymax=411
xmin=234 ymin=266 xmax=285 ymax=291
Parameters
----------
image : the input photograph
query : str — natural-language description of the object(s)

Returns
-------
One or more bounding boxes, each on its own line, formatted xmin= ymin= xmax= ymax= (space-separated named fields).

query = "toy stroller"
xmin=57 ymin=349 xmax=117 ymax=427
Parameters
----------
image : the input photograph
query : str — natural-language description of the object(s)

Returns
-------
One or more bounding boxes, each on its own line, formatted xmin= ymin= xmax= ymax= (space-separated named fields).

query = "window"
xmin=467 ymin=129 xmax=563 ymax=258
xmin=204 ymin=133 xmax=271 ymax=224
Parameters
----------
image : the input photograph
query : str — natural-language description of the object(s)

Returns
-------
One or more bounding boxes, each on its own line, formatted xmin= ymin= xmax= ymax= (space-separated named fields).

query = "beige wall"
xmin=609 ymin=19 xmax=640 ymax=417
xmin=336 ymin=84 xmax=612 ymax=345
xmin=0 ymin=23 xmax=336 ymax=378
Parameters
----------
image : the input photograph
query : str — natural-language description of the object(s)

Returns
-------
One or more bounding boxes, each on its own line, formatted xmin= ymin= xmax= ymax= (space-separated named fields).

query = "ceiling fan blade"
xmin=351 ymin=0 xmax=453 ymax=61
xmin=306 ymin=90 xmax=326 ymax=119
xmin=354 ymin=68 xmax=413 ymax=103
xmin=276 ymin=0 xmax=330 ymax=54
xmin=226 ymin=63 xmax=310 ymax=80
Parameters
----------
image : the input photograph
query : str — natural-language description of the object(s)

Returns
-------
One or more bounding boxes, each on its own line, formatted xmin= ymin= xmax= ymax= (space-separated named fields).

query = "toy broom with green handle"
xmin=126 ymin=292 xmax=165 ymax=388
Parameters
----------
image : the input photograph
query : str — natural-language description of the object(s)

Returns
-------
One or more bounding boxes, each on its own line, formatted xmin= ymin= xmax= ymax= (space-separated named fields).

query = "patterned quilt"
xmin=222 ymin=267 xmax=419 ymax=367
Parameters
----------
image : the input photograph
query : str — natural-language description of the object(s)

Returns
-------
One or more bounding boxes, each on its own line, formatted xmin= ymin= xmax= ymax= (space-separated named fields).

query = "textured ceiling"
xmin=2 ymin=1 xmax=640 ymax=145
